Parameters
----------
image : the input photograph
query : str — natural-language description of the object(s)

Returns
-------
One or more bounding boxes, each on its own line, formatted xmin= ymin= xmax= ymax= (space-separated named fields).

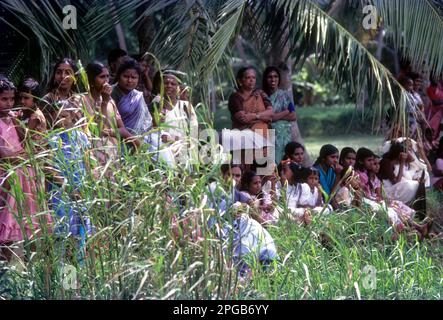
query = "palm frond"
xmin=373 ymin=0 xmax=443 ymax=76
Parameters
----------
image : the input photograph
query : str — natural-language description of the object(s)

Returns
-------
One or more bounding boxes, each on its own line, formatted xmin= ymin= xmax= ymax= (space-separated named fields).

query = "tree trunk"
xmin=109 ymin=0 xmax=127 ymax=51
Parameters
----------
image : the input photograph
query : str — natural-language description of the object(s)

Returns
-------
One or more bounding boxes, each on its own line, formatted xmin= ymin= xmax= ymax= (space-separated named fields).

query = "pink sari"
xmin=0 ymin=117 xmax=51 ymax=242
xmin=426 ymin=84 xmax=443 ymax=140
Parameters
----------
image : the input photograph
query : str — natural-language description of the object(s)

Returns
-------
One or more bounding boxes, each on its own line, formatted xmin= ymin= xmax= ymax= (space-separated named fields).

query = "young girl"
xmin=297 ymin=167 xmax=330 ymax=214
xmin=313 ymin=144 xmax=343 ymax=200
xmin=0 ymin=76 xmax=51 ymax=261
xmin=356 ymin=148 xmax=429 ymax=240
xmin=42 ymin=58 xmax=84 ymax=129
xmin=339 ymin=147 xmax=356 ymax=171
xmin=207 ymin=164 xmax=277 ymax=273
xmin=278 ymin=161 xmax=311 ymax=224
xmin=238 ymin=171 xmax=277 ymax=226
xmin=17 ymin=77 xmax=47 ymax=149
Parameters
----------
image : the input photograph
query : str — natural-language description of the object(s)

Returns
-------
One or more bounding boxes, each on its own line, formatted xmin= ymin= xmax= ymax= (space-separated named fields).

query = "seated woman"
xmin=85 ymin=61 xmax=138 ymax=167
xmin=207 ymin=164 xmax=277 ymax=272
xmin=237 ymin=171 xmax=278 ymax=226
xmin=151 ymin=71 xmax=199 ymax=168
xmin=379 ymin=142 xmax=426 ymax=212
xmin=227 ymin=67 xmax=273 ymax=167
xmin=313 ymin=144 xmax=343 ymax=199
xmin=282 ymin=141 xmax=305 ymax=166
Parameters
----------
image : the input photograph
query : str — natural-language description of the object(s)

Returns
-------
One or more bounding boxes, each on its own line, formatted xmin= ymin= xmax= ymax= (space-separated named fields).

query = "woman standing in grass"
xmin=111 ymin=58 xmax=177 ymax=165
xmin=48 ymin=103 xmax=95 ymax=263
xmin=151 ymin=71 xmax=198 ymax=168
xmin=42 ymin=58 xmax=85 ymax=130
xmin=262 ymin=66 xmax=296 ymax=163
xmin=0 ymin=76 xmax=51 ymax=261
xmin=85 ymin=61 xmax=137 ymax=166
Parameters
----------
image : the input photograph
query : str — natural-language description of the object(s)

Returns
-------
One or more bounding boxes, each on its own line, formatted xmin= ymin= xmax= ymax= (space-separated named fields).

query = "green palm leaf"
xmin=373 ymin=0 xmax=443 ymax=76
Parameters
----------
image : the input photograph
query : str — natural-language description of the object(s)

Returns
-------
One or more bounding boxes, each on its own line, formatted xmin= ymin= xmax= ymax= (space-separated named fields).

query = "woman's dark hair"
xmin=114 ymin=57 xmax=142 ymax=85
xmin=108 ymin=48 xmax=127 ymax=66
xmin=17 ymin=77 xmax=40 ymax=97
xmin=47 ymin=58 xmax=78 ymax=92
xmin=339 ymin=147 xmax=356 ymax=167
xmin=384 ymin=142 xmax=406 ymax=160
xmin=262 ymin=66 xmax=281 ymax=95
xmin=236 ymin=66 xmax=255 ymax=89
xmin=86 ymin=61 xmax=107 ymax=90
xmin=286 ymin=162 xmax=303 ymax=185
xmin=436 ymin=136 xmax=443 ymax=158
xmin=398 ymin=75 xmax=413 ymax=87
xmin=299 ymin=167 xmax=319 ymax=184
xmin=220 ymin=163 xmax=241 ymax=176
xmin=314 ymin=144 xmax=339 ymax=166
xmin=239 ymin=170 xmax=259 ymax=192
xmin=355 ymin=147 xmax=375 ymax=171
xmin=0 ymin=75 xmax=16 ymax=94
xmin=283 ymin=141 xmax=305 ymax=160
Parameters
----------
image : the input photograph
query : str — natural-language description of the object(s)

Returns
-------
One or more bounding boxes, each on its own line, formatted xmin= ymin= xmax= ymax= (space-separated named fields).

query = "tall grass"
xmin=0 ymin=65 xmax=441 ymax=300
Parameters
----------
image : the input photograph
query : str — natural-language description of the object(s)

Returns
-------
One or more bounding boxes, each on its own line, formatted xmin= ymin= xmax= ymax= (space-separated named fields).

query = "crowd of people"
xmin=0 ymin=49 xmax=442 ymax=272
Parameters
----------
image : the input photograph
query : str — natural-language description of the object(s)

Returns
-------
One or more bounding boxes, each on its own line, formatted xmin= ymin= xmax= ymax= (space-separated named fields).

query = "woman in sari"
xmin=111 ymin=59 xmax=176 ymax=166
xmin=426 ymin=77 xmax=443 ymax=141
xmin=228 ymin=67 xmax=273 ymax=167
xmin=42 ymin=58 xmax=85 ymax=130
xmin=262 ymin=66 xmax=296 ymax=163
xmin=313 ymin=144 xmax=343 ymax=202
xmin=85 ymin=61 xmax=137 ymax=167
xmin=151 ymin=71 xmax=199 ymax=169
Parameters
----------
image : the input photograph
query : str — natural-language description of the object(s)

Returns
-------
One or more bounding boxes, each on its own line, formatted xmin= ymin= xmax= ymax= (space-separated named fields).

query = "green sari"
xmin=270 ymin=89 xmax=293 ymax=163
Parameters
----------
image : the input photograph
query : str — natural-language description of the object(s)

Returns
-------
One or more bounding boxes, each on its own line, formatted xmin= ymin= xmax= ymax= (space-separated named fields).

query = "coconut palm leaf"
xmin=373 ymin=0 xmax=443 ymax=76
xmin=2 ymin=0 xmax=97 ymax=84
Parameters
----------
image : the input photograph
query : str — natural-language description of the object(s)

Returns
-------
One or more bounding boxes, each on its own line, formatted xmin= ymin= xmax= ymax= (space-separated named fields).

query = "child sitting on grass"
xmin=238 ymin=171 xmax=278 ymax=226
xmin=356 ymin=147 xmax=430 ymax=241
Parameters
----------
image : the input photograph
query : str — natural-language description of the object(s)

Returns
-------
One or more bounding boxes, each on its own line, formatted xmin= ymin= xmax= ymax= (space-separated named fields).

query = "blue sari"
xmin=314 ymin=164 xmax=337 ymax=196
xmin=112 ymin=86 xmax=153 ymax=135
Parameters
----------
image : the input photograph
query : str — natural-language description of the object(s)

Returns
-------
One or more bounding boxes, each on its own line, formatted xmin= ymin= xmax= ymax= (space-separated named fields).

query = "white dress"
xmin=161 ymin=100 xmax=199 ymax=168
xmin=280 ymin=183 xmax=331 ymax=218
